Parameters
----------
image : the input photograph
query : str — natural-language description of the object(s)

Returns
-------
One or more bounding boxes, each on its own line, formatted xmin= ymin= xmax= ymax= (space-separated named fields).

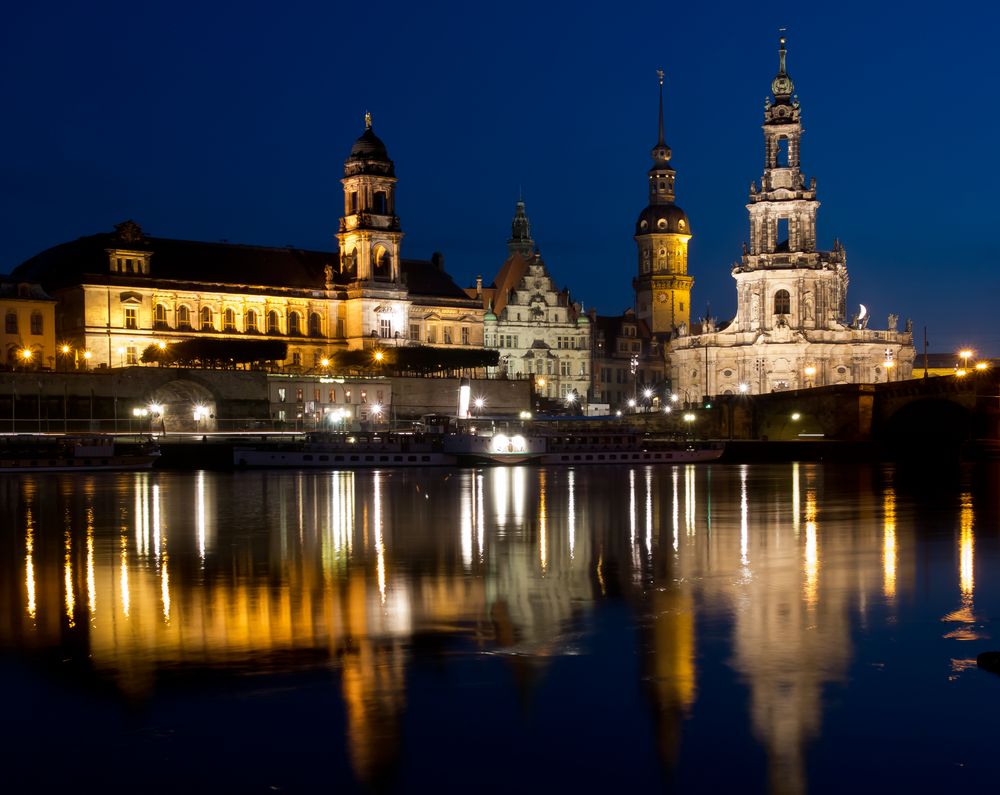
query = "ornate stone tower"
xmin=337 ymin=113 xmax=404 ymax=284
xmin=733 ymin=36 xmax=848 ymax=334
xmin=507 ymin=199 xmax=534 ymax=257
xmin=634 ymin=71 xmax=692 ymax=336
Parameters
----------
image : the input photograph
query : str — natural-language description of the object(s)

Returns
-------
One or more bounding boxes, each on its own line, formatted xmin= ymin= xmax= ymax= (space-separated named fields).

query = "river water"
xmin=1 ymin=462 xmax=997 ymax=794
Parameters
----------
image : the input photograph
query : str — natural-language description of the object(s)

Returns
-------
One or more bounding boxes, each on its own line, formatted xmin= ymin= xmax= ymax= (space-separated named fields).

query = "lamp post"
xmin=642 ymin=387 xmax=654 ymax=413
xmin=959 ymin=349 xmax=972 ymax=375
xmin=804 ymin=365 xmax=816 ymax=389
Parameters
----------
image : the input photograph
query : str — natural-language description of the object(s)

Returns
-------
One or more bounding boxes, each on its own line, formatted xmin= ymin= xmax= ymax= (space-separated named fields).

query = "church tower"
xmin=634 ymin=71 xmax=692 ymax=336
xmin=734 ymin=36 xmax=848 ymax=333
xmin=337 ymin=113 xmax=404 ymax=284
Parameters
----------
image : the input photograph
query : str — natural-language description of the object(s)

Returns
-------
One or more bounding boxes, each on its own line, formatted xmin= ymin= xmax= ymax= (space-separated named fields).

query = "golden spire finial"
xmin=364 ymin=110 xmax=372 ymax=129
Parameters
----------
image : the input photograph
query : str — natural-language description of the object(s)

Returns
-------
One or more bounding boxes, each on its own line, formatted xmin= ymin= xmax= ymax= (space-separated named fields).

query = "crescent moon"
xmin=858 ymin=304 xmax=868 ymax=320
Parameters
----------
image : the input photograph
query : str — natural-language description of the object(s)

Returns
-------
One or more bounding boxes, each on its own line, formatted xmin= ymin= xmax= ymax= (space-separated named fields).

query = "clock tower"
xmin=634 ymin=71 xmax=692 ymax=336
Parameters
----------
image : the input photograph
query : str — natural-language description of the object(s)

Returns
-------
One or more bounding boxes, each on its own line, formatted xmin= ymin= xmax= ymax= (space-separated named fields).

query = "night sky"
xmin=3 ymin=1 xmax=998 ymax=355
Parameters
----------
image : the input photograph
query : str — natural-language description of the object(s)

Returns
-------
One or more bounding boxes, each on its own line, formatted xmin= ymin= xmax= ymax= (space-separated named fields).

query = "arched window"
xmin=246 ymin=310 xmax=259 ymax=333
xmin=309 ymin=312 xmax=322 ymax=337
xmin=777 ymin=136 xmax=789 ymax=167
xmin=200 ymin=306 xmax=214 ymax=331
xmin=372 ymin=245 xmax=391 ymax=280
xmin=774 ymin=289 xmax=790 ymax=315
xmin=5 ymin=312 xmax=17 ymax=334
xmin=373 ymin=190 xmax=387 ymax=214
xmin=223 ymin=308 xmax=236 ymax=332
xmin=177 ymin=305 xmax=192 ymax=329
xmin=154 ymin=304 xmax=169 ymax=329
xmin=30 ymin=313 xmax=43 ymax=335
xmin=288 ymin=312 xmax=301 ymax=336
xmin=267 ymin=310 xmax=280 ymax=334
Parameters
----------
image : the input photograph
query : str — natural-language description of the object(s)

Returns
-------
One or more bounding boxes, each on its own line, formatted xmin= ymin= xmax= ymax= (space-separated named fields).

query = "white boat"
xmin=442 ymin=431 xmax=546 ymax=464
xmin=0 ymin=434 xmax=160 ymax=473
xmin=538 ymin=429 xmax=724 ymax=466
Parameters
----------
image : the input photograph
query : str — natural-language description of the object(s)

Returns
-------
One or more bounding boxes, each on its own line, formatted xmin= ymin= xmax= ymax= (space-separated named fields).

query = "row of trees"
xmin=141 ymin=339 xmax=499 ymax=376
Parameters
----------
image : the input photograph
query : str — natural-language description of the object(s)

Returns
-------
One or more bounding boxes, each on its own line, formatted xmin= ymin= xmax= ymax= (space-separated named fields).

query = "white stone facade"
xmin=669 ymin=38 xmax=914 ymax=397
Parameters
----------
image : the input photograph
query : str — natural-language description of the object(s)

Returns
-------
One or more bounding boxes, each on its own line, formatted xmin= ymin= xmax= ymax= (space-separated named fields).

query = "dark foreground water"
xmin=0 ymin=462 xmax=998 ymax=794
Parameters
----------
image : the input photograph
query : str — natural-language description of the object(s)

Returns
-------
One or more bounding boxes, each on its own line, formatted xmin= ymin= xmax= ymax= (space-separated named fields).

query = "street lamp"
xmin=883 ymin=359 xmax=895 ymax=382
xmin=20 ymin=348 xmax=32 ymax=369
xmin=642 ymin=387 xmax=653 ymax=412
xmin=804 ymin=365 xmax=816 ymax=388
xmin=738 ymin=382 xmax=750 ymax=394
xmin=959 ymin=349 xmax=973 ymax=372
xmin=627 ymin=397 xmax=637 ymax=414
xmin=474 ymin=396 xmax=485 ymax=417
xmin=975 ymin=361 xmax=988 ymax=372
xmin=82 ymin=350 xmax=92 ymax=370
xmin=320 ymin=357 xmax=330 ymax=368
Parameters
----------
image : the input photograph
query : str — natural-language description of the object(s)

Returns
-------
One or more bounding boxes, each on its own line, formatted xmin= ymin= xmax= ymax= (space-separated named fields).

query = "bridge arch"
xmin=878 ymin=398 xmax=973 ymax=452
xmin=146 ymin=378 xmax=217 ymax=432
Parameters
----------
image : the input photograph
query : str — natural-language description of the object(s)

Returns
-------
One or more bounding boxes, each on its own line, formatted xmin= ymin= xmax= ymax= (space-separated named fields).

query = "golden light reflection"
xmin=476 ymin=472 xmax=485 ymax=561
xmin=328 ymin=472 xmax=355 ymax=566
xmin=568 ymin=470 xmax=576 ymax=560
xmin=804 ymin=490 xmax=818 ymax=606
xmin=87 ymin=508 xmax=96 ymax=615
xmin=882 ymin=488 xmax=897 ymax=599
xmin=25 ymin=507 xmax=36 ymax=620
xmin=512 ymin=467 xmax=526 ymax=527
xmin=960 ymin=491 xmax=974 ymax=601
xmin=64 ymin=520 xmax=75 ymax=627
xmin=539 ymin=469 xmax=548 ymax=573
xmin=120 ymin=531 xmax=130 ymax=618
xmin=153 ymin=483 xmax=162 ymax=562
xmin=161 ymin=554 xmax=171 ymax=623
xmin=671 ymin=468 xmax=679 ymax=553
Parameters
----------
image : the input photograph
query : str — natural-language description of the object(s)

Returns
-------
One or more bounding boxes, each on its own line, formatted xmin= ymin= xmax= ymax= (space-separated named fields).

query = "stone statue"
xmin=802 ymin=290 xmax=814 ymax=321
xmin=887 ymin=313 xmax=898 ymax=332
xmin=905 ymin=318 xmax=913 ymax=333
xmin=677 ymin=321 xmax=688 ymax=337
xmin=750 ymin=292 xmax=761 ymax=323
xmin=324 ymin=263 xmax=334 ymax=288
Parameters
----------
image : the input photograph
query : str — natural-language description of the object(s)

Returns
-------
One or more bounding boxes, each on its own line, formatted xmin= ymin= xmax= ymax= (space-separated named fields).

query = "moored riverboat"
xmin=233 ymin=432 xmax=453 ymax=468
xmin=538 ymin=429 xmax=724 ymax=465
xmin=0 ymin=434 xmax=160 ymax=472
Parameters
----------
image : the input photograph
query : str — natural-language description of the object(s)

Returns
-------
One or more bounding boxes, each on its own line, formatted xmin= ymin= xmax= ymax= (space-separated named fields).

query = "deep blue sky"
xmin=2 ymin=1 xmax=998 ymax=355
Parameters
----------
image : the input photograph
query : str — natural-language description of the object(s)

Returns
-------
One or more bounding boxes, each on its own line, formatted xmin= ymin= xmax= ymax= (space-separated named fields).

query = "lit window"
xmin=124 ymin=306 xmax=138 ymax=330
xmin=200 ymin=306 xmax=214 ymax=331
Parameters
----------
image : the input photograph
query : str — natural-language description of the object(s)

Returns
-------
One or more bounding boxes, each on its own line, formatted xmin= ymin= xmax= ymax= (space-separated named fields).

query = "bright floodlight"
xmin=738 ymin=383 xmax=749 ymax=393
xmin=628 ymin=398 xmax=636 ymax=407
xmin=791 ymin=412 xmax=801 ymax=421
xmin=474 ymin=397 xmax=485 ymax=409
xmin=670 ymin=393 xmax=679 ymax=403
xmin=643 ymin=388 xmax=653 ymax=399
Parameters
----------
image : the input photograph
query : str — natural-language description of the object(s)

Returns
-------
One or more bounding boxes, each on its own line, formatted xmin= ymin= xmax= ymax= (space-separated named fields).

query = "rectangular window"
xmin=560 ymin=361 xmax=570 ymax=376
xmin=379 ymin=317 xmax=392 ymax=338
xmin=336 ymin=318 xmax=345 ymax=338
xmin=329 ymin=388 xmax=336 ymax=403
xmin=461 ymin=326 xmax=469 ymax=345
xmin=314 ymin=388 xmax=321 ymax=402
xmin=443 ymin=327 xmax=453 ymax=344
xmin=376 ymin=390 xmax=384 ymax=404
xmin=126 ymin=346 xmax=137 ymax=365
xmin=124 ymin=306 xmax=138 ymax=330
xmin=345 ymin=389 xmax=351 ymax=403
xmin=409 ymin=323 xmax=420 ymax=341
xmin=30 ymin=314 xmax=43 ymax=335
xmin=278 ymin=388 xmax=286 ymax=402
xmin=427 ymin=326 xmax=437 ymax=344
xmin=295 ymin=388 xmax=304 ymax=402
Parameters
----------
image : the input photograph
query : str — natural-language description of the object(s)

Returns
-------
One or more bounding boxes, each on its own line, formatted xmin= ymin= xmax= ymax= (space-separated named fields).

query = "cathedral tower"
xmin=507 ymin=199 xmax=534 ymax=257
xmin=634 ymin=71 xmax=692 ymax=336
xmin=337 ymin=112 xmax=404 ymax=284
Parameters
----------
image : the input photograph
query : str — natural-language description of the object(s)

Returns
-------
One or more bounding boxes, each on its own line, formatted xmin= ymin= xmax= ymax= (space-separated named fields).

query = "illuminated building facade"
xmin=668 ymin=39 xmax=915 ymax=396
xmin=589 ymin=308 xmax=666 ymax=411
xmin=11 ymin=116 xmax=483 ymax=369
xmin=471 ymin=201 xmax=591 ymax=402
xmin=0 ymin=281 xmax=56 ymax=368
xmin=634 ymin=71 xmax=693 ymax=337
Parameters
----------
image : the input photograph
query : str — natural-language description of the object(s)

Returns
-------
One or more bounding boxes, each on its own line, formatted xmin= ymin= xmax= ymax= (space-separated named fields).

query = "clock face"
xmin=657 ymin=292 xmax=668 ymax=303
xmin=772 ymin=76 xmax=791 ymax=95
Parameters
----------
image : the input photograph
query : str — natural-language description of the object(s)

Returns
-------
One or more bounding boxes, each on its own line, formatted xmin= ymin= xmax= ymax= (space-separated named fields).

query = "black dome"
xmin=348 ymin=127 xmax=389 ymax=161
xmin=635 ymin=204 xmax=690 ymax=236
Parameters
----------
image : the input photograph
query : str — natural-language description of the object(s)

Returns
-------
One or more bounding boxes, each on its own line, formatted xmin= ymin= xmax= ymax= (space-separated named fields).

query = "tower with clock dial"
xmin=633 ymin=71 xmax=693 ymax=338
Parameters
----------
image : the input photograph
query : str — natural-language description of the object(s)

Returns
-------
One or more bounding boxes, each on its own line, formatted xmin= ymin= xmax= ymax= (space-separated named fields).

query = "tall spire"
xmin=657 ymin=69 xmax=665 ymax=146
xmin=507 ymin=199 xmax=534 ymax=257
xmin=778 ymin=32 xmax=787 ymax=75
xmin=771 ymin=32 xmax=794 ymax=99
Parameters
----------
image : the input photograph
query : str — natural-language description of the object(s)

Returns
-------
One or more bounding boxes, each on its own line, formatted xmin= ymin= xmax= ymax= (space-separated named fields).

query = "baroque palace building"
xmin=11 ymin=115 xmax=483 ymax=370
xmin=470 ymin=200 xmax=591 ymax=403
xmin=668 ymin=38 xmax=914 ymax=397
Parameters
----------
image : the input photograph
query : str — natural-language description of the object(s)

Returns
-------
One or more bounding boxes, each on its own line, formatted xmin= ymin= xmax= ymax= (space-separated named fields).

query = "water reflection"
xmin=0 ymin=463 xmax=995 ymax=794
